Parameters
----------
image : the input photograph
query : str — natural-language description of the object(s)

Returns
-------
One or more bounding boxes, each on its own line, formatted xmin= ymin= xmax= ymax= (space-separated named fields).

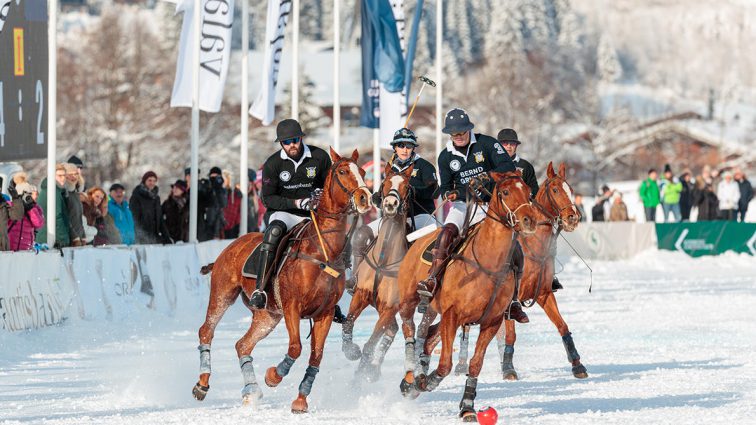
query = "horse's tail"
xmin=200 ymin=263 xmax=215 ymax=275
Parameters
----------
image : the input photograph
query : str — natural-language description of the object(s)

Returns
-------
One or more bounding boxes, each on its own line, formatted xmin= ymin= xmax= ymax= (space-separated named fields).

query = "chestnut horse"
xmin=454 ymin=162 xmax=588 ymax=380
xmin=395 ymin=170 xmax=537 ymax=421
xmin=192 ymin=148 xmax=372 ymax=413
xmin=341 ymin=161 xmax=417 ymax=381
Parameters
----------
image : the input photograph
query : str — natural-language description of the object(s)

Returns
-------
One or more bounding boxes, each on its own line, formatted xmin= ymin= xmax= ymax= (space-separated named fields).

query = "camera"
xmin=23 ymin=193 xmax=34 ymax=205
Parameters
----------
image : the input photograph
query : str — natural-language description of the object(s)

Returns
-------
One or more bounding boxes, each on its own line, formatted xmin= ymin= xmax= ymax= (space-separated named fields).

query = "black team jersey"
xmin=261 ymin=144 xmax=332 ymax=223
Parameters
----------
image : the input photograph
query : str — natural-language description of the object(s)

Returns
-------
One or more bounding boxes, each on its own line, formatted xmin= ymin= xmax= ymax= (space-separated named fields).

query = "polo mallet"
xmin=404 ymin=76 xmax=437 ymax=128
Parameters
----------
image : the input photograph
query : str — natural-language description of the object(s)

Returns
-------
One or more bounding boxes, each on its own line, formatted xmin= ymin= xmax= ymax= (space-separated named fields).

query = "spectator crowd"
xmin=2 ymin=157 xmax=754 ymax=252
xmin=1 ymin=156 xmax=263 ymax=252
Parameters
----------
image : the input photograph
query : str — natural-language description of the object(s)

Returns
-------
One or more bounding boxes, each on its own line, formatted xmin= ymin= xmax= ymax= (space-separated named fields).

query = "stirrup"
xmin=249 ymin=290 xmax=267 ymax=309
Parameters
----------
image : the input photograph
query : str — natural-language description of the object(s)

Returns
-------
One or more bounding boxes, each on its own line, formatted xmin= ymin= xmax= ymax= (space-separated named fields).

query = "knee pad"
xmin=263 ymin=220 xmax=287 ymax=248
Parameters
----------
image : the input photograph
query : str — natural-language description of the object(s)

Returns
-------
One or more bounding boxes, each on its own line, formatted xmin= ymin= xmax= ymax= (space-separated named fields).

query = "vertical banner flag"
xmin=360 ymin=0 xmax=405 ymax=132
xmin=404 ymin=0 xmax=423 ymax=100
xmin=378 ymin=0 xmax=406 ymax=149
xmin=250 ymin=0 xmax=292 ymax=125
xmin=171 ymin=0 xmax=236 ymax=112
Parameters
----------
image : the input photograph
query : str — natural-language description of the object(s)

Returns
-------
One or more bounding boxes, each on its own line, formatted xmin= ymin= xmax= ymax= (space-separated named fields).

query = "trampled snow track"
xmin=2 ymin=250 xmax=755 ymax=424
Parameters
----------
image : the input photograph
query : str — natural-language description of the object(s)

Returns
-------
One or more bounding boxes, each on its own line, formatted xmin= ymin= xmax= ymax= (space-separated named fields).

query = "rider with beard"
xmin=249 ymin=119 xmax=346 ymax=323
xmin=346 ymin=128 xmax=439 ymax=294
xmin=498 ymin=128 xmax=564 ymax=292
xmin=416 ymin=109 xmax=529 ymax=322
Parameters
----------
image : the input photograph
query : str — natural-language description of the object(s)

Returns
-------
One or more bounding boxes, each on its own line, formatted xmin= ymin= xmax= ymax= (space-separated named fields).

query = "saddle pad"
xmin=420 ymin=224 xmax=482 ymax=266
xmin=241 ymin=220 xmax=310 ymax=279
xmin=241 ymin=242 xmax=264 ymax=278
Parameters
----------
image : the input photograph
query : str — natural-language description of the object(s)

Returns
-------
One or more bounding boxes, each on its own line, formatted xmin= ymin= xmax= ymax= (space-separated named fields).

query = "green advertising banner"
xmin=656 ymin=222 xmax=756 ymax=257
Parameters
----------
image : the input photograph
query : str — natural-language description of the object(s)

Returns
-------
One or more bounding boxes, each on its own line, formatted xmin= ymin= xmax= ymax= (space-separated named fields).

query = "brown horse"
xmin=341 ymin=161 xmax=417 ymax=381
xmin=395 ymin=170 xmax=537 ymax=421
xmin=454 ymin=162 xmax=588 ymax=381
xmin=192 ymin=148 xmax=372 ymax=413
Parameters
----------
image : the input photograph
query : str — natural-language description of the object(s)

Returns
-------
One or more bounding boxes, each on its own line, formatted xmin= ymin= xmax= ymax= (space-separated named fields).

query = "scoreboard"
xmin=0 ymin=0 xmax=48 ymax=161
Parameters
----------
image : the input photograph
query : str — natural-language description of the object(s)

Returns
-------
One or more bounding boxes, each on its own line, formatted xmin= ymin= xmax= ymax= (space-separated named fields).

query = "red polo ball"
xmin=477 ymin=406 xmax=498 ymax=425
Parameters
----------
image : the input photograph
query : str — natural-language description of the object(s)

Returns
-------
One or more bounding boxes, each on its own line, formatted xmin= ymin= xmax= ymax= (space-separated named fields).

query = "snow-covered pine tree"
xmin=280 ymin=70 xmax=330 ymax=136
xmin=597 ymin=34 xmax=622 ymax=83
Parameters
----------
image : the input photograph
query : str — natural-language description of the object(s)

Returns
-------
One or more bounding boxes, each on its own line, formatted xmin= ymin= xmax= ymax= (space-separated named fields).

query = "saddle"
xmin=420 ymin=223 xmax=482 ymax=266
xmin=241 ymin=220 xmax=311 ymax=279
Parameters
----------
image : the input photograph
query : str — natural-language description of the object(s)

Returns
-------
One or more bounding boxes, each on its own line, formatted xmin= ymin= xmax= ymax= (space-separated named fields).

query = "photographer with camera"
xmin=201 ymin=166 xmax=228 ymax=241
xmin=7 ymin=182 xmax=45 ymax=252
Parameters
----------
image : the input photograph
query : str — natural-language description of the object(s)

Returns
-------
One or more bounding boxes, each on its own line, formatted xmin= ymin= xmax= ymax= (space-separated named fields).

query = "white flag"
xmin=170 ymin=0 xmax=235 ymax=113
xmin=250 ymin=0 xmax=292 ymax=125
xmin=379 ymin=0 xmax=407 ymax=149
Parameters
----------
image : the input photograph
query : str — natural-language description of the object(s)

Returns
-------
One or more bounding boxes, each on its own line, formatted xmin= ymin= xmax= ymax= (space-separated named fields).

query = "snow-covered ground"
xmin=1 ymin=250 xmax=755 ymax=424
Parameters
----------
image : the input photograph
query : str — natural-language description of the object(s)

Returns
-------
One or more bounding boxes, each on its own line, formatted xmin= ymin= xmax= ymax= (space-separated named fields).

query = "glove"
xmin=443 ymin=190 xmax=459 ymax=202
xmin=371 ymin=191 xmax=382 ymax=206
xmin=297 ymin=197 xmax=314 ymax=211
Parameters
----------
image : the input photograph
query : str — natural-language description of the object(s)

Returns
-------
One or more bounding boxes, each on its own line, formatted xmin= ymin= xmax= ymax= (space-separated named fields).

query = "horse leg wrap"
xmin=342 ymin=320 xmax=361 ymax=361
xmin=276 ymin=355 xmax=296 ymax=378
xmin=404 ymin=338 xmax=416 ymax=372
xmin=298 ymin=366 xmax=319 ymax=396
xmin=418 ymin=352 xmax=431 ymax=376
xmin=458 ymin=376 xmax=477 ymax=414
xmin=458 ymin=329 xmax=469 ymax=362
xmin=374 ymin=333 xmax=395 ymax=366
xmin=501 ymin=344 xmax=517 ymax=379
xmin=562 ymin=332 xmax=581 ymax=363
xmin=418 ymin=371 xmax=443 ymax=392
xmin=239 ymin=356 xmax=262 ymax=399
xmin=198 ymin=344 xmax=211 ymax=374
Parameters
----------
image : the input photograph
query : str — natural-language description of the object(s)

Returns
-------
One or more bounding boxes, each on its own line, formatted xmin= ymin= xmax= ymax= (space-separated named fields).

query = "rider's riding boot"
xmin=508 ymin=242 xmax=529 ymax=323
xmin=333 ymin=305 xmax=346 ymax=324
xmin=417 ymin=224 xmax=459 ymax=311
xmin=345 ymin=225 xmax=374 ymax=295
xmin=249 ymin=220 xmax=287 ymax=309
xmin=551 ymin=275 xmax=564 ymax=292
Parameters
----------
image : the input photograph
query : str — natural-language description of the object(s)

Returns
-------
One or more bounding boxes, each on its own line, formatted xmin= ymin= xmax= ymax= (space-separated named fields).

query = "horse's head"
xmin=321 ymin=147 xmax=372 ymax=215
xmin=489 ymin=170 xmax=537 ymax=234
xmin=379 ymin=161 xmax=414 ymax=218
xmin=539 ymin=162 xmax=580 ymax=232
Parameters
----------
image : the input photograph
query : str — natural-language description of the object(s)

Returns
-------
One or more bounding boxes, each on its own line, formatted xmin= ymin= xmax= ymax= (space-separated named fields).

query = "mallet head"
xmin=418 ymin=76 xmax=436 ymax=87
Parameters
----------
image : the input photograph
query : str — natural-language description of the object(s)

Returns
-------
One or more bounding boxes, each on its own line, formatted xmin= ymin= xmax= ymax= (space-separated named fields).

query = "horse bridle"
xmin=381 ymin=171 xmax=413 ymax=216
xmin=471 ymin=175 xmax=532 ymax=229
xmin=533 ymin=176 xmax=579 ymax=230
xmin=316 ymin=158 xmax=369 ymax=218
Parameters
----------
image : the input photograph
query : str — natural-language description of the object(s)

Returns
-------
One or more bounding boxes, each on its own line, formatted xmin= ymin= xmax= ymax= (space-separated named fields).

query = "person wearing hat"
xmin=497 ymin=129 xmax=538 ymax=198
xmin=203 ymin=166 xmax=228 ymax=240
xmin=108 ymin=183 xmax=135 ymax=245
xmin=249 ymin=118 xmax=334 ymax=311
xmin=162 ymin=179 xmax=190 ymax=243
xmin=346 ymin=127 xmax=439 ymax=294
xmin=416 ymin=108 xmax=528 ymax=322
xmin=130 ymin=171 xmax=171 ymax=244
xmin=659 ymin=164 xmax=682 ymax=222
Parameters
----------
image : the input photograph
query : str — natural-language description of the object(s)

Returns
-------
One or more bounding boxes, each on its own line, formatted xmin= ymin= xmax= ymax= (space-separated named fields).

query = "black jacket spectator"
xmin=162 ymin=180 xmax=189 ymax=243
xmin=679 ymin=173 xmax=693 ymax=221
xmin=130 ymin=172 xmax=170 ymax=244
xmin=201 ymin=167 xmax=228 ymax=241
xmin=692 ymin=179 xmax=719 ymax=221
xmin=736 ymin=174 xmax=753 ymax=222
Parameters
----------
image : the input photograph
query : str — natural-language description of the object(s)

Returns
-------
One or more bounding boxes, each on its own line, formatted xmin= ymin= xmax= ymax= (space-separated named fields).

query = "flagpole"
xmin=291 ymin=0 xmax=300 ymax=120
xmin=435 ymin=0 xmax=443 ymax=221
xmin=240 ymin=0 xmax=249 ymax=235
xmin=333 ymin=0 xmax=340 ymax=152
xmin=189 ymin=0 xmax=201 ymax=243
xmin=46 ymin=0 xmax=57 ymax=244
xmin=373 ymin=129 xmax=380 ymax=193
